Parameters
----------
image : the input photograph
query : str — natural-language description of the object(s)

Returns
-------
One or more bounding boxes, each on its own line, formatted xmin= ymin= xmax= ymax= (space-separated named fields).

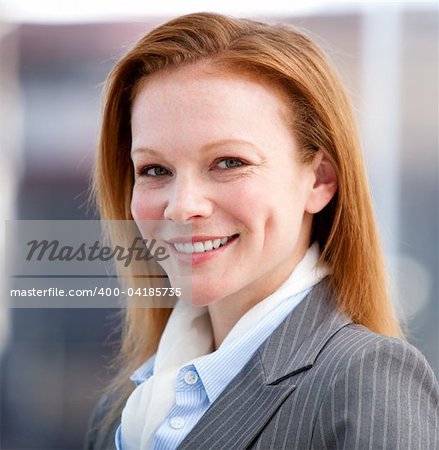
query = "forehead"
xmin=132 ymin=61 xmax=291 ymax=119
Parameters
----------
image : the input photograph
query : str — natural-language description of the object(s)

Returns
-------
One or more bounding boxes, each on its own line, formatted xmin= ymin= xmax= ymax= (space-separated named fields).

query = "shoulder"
xmin=325 ymin=323 xmax=437 ymax=383
xmin=84 ymin=392 xmax=121 ymax=450
xmin=311 ymin=324 xmax=439 ymax=449
xmin=317 ymin=323 xmax=439 ymax=409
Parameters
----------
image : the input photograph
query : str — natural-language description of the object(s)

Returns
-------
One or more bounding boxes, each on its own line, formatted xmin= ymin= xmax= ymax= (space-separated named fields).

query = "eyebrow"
xmin=131 ymin=146 xmax=162 ymax=157
xmin=131 ymin=139 xmax=263 ymax=156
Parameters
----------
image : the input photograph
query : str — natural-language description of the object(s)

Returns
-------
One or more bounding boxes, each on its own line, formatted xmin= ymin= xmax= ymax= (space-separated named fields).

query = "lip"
xmin=166 ymin=235 xmax=233 ymax=244
xmin=166 ymin=234 xmax=239 ymax=265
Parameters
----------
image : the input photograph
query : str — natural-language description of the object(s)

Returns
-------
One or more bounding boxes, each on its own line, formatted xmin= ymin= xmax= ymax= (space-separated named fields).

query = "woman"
xmin=86 ymin=12 xmax=438 ymax=449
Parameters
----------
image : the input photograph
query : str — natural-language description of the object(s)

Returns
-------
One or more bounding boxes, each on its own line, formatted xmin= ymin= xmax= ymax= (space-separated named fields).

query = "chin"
xmin=184 ymin=286 xmax=228 ymax=308
xmin=185 ymin=292 xmax=218 ymax=308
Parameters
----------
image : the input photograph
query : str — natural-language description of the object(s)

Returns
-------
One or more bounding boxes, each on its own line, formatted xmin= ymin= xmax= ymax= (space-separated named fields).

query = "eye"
xmin=138 ymin=165 xmax=171 ymax=177
xmin=216 ymin=158 xmax=245 ymax=169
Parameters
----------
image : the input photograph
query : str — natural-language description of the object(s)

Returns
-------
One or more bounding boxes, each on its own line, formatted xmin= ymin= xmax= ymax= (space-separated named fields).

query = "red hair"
xmin=92 ymin=12 xmax=403 ymax=429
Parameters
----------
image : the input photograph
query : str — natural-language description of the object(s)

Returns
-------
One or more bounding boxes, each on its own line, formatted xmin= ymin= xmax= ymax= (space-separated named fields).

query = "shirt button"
xmin=170 ymin=416 xmax=185 ymax=429
xmin=184 ymin=370 xmax=198 ymax=385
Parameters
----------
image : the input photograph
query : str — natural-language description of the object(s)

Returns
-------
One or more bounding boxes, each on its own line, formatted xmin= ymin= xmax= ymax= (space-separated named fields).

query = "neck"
xmin=207 ymin=247 xmax=308 ymax=349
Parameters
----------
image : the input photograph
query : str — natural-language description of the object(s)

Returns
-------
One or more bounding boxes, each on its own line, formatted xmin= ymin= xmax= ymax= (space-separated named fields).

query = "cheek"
xmin=261 ymin=178 xmax=310 ymax=240
xmin=220 ymin=182 xmax=264 ymax=225
xmin=130 ymin=187 xmax=163 ymax=221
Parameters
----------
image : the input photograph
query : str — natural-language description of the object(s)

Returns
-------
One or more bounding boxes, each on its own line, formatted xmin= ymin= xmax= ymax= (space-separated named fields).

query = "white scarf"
xmin=120 ymin=242 xmax=329 ymax=449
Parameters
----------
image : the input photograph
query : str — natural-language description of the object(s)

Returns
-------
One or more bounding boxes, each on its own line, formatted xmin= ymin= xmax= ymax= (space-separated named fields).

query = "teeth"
xmin=212 ymin=239 xmax=221 ymax=249
xmin=193 ymin=242 xmax=205 ymax=253
xmin=173 ymin=236 xmax=235 ymax=254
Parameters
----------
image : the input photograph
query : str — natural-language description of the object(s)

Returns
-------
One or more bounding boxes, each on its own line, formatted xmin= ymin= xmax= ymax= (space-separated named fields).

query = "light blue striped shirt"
xmin=115 ymin=286 xmax=312 ymax=449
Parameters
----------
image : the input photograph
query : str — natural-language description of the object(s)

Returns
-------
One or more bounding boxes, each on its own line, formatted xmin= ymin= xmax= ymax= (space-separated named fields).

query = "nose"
xmin=163 ymin=174 xmax=213 ymax=222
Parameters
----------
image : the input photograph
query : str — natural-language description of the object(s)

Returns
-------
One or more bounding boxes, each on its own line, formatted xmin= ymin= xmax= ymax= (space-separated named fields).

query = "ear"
xmin=305 ymin=150 xmax=338 ymax=214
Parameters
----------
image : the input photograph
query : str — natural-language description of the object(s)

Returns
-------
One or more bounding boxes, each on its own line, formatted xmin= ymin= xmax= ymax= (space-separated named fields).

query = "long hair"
xmin=92 ymin=11 xmax=403 ymax=430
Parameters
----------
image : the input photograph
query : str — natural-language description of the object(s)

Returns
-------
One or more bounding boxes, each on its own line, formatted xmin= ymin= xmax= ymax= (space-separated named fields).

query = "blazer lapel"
xmin=179 ymin=281 xmax=351 ymax=449
xmin=261 ymin=281 xmax=352 ymax=385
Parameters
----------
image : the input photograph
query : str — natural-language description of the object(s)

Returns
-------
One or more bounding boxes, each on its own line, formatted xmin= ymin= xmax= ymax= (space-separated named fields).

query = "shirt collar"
xmin=130 ymin=354 xmax=156 ymax=386
xmin=192 ymin=285 xmax=313 ymax=403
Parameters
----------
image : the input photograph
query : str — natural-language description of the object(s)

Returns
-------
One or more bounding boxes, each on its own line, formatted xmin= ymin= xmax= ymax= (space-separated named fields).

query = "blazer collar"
xmin=261 ymin=280 xmax=352 ymax=385
xmin=179 ymin=280 xmax=352 ymax=449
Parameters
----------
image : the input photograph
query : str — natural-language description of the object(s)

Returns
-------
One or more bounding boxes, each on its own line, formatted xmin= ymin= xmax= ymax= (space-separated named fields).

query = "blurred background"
xmin=0 ymin=1 xmax=437 ymax=448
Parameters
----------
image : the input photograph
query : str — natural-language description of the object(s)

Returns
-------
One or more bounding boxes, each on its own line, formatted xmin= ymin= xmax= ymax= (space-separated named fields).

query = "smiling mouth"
xmin=172 ymin=234 xmax=239 ymax=254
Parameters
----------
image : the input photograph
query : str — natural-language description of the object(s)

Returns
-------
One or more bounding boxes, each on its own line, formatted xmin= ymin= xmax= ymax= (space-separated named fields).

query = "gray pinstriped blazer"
xmin=85 ymin=281 xmax=439 ymax=449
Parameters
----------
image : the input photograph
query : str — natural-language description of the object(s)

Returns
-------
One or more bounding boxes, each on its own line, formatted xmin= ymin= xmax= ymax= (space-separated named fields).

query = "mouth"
xmin=170 ymin=234 xmax=239 ymax=254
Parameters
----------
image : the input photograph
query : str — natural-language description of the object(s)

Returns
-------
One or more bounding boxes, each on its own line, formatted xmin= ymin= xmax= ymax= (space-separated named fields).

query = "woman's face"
xmin=130 ymin=63 xmax=318 ymax=307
